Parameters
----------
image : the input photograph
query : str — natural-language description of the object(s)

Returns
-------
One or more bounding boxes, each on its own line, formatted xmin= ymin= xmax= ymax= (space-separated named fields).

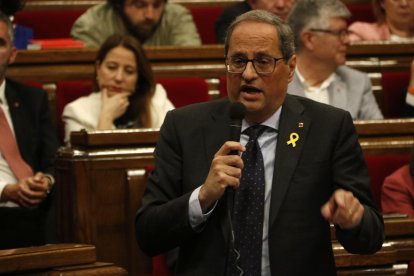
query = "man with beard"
xmin=286 ymin=0 xmax=383 ymax=120
xmin=71 ymin=0 xmax=201 ymax=48
xmin=0 ymin=11 xmax=58 ymax=249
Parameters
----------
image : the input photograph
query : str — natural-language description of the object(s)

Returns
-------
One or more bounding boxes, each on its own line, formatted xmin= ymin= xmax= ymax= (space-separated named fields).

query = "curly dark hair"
xmin=0 ymin=0 xmax=25 ymax=16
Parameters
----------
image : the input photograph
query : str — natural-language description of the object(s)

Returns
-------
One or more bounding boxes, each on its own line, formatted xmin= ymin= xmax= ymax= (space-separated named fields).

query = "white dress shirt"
xmin=295 ymin=67 xmax=336 ymax=105
xmin=189 ymin=107 xmax=281 ymax=276
xmin=0 ymin=79 xmax=19 ymax=207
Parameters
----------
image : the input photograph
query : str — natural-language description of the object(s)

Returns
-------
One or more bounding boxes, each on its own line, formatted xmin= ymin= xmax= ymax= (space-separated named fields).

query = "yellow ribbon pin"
xmin=287 ymin=132 xmax=299 ymax=147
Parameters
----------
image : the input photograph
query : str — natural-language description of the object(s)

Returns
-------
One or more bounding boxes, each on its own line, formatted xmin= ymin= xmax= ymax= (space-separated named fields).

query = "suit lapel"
xmin=203 ymin=100 xmax=236 ymax=245
xmin=269 ymin=95 xmax=312 ymax=229
xmin=287 ymin=74 xmax=306 ymax=97
xmin=328 ymin=76 xmax=347 ymax=111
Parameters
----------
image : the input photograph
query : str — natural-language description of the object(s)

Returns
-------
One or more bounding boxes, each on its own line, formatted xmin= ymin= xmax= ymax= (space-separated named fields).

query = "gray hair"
xmin=0 ymin=11 xmax=14 ymax=45
xmin=224 ymin=9 xmax=295 ymax=62
xmin=287 ymin=0 xmax=350 ymax=52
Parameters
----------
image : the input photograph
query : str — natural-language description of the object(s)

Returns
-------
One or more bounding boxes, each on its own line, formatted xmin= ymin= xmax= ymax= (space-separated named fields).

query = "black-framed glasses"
xmin=225 ymin=55 xmax=284 ymax=75
xmin=310 ymin=28 xmax=350 ymax=40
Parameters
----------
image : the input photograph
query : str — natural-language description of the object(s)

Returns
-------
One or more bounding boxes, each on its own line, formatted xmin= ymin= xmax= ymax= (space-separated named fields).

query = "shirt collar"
xmin=0 ymin=79 xmax=6 ymax=106
xmin=242 ymin=106 xmax=281 ymax=132
xmin=295 ymin=67 xmax=337 ymax=91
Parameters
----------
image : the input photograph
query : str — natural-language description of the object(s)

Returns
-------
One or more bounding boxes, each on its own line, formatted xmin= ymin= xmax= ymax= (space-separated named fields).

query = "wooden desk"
xmin=8 ymin=42 xmax=413 ymax=83
xmin=56 ymin=129 xmax=159 ymax=276
xmin=0 ymin=243 xmax=127 ymax=275
xmin=355 ymin=118 xmax=414 ymax=154
xmin=55 ymin=122 xmax=414 ymax=275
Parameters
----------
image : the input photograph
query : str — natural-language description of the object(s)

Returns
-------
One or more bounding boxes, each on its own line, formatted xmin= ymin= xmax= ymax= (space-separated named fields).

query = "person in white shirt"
xmin=287 ymin=0 xmax=383 ymax=120
xmin=63 ymin=34 xmax=174 ymax=145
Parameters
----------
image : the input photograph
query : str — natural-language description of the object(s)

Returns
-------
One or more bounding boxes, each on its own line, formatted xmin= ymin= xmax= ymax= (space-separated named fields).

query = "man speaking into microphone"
xmin=135 ymin=9 xmax=384 ymax=276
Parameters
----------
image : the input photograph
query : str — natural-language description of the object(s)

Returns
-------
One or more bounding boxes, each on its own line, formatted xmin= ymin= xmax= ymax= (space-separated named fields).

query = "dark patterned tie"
xmin=228 ymin=125 xmax=267 ymax=276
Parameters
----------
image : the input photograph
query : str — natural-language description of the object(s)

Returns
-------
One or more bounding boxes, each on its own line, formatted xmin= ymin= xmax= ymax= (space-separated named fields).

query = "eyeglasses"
xmin=225 ymin=55 xmax=284 ymax=75
xmin=310 ymin=28 xmax=350 ymax=40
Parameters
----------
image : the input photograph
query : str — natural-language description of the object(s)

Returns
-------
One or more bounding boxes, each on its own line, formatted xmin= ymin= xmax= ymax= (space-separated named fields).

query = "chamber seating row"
xmin=17 ymin=0 xmax=375 ymax=44
xmin=8 ymin=43 xmax=413 ymax=144
xmin=55 ymin=122 xmax=414 ymax=275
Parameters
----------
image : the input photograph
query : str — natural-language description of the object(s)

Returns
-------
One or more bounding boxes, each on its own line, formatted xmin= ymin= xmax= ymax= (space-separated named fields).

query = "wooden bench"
xmin=55 ymin=119 xmax=414 ymax=275
xmin=0 ymin=243 xmax=127 ymax=275
xmin=7 ymin=42 xmax=414 ymax=129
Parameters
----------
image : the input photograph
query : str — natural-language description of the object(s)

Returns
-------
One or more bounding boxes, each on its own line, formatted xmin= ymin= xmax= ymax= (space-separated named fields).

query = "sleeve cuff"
xmin=188 ymin=186 xmax=217 ymax=231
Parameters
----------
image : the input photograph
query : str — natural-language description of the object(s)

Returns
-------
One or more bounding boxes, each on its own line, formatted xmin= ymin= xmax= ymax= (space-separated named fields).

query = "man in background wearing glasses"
xmin=136 ymin=9 xmax=384 ymax=275
xmin=287 ymin=0 xmax=383 ymax=120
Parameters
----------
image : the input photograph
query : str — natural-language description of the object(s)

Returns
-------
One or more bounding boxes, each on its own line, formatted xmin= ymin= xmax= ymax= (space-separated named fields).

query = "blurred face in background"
xmin=248 ymin=0 xmax=296 ymax=20
xmin=123 ymin=0 xmax=165 ymax=41
xmin=96 ymin=45 xmax=138 ymax=97
xmin=308 ymin=17 xmax=349 ymax=69
xmin=0 ymin=21 xmax=16 ymax=83
xmin=382 ymin=0 xmax=414 ymax=32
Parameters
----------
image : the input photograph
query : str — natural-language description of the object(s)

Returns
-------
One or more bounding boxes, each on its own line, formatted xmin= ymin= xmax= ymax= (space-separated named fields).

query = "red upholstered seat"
xmin=381 ymin=71 xmax=410 ymax=118
xmin=347 ymin=3 xmax=376 ymax=24
xmin=364 ymin=154 xmax=411 ymax=209
xmin=188 ymin=6 xmax=224 ymax=44
xmin=218 ymin=75 xmax=228 ymax=98
xmin=156 ymin=77 xmax=209 ymax=108
xmin=14 ymin=9 xmax=85 ymax=39
xmin=56 ymin=80 xmax=93 ymax=142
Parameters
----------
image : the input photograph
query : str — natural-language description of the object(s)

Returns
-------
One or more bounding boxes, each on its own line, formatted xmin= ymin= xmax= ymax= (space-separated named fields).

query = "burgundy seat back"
xmin=381 ymin=71 xmax=410 ymax=118
xmin=347 ymin=3 xmax=376 ymax=24
xmin=219 ymin=75 xmax=227 ymax=98
xmin=156 ymin=77 xmax=209 ymax=108
xmin=364 ymin=154 xmax=411 ymax=209
xmin=14 ymin=9 xmax=85 ymax=39
xmin=56 ymin=80 xmax=93 ymax=142
xmin=189 ymin=6 xmax=224 ymax=44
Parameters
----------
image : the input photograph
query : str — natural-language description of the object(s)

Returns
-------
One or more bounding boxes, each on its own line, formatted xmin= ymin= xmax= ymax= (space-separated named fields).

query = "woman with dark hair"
xmin=382 ymin=145 xmax=414 ymax=218
xmin=348 ymin=0 xmax=414 ymax=41
xmin=62 ymin=34 xmax=174 ymax=144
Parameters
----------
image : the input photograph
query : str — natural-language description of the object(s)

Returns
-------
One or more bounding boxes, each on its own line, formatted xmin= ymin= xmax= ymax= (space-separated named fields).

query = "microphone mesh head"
xmin=229 ymin=102 xmax=246 ymax=120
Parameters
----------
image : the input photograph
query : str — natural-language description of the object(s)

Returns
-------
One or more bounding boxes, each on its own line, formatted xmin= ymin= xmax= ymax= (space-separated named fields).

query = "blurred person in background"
xmin=348 ymin=0 xmax=414 ymax=117
xmin=287 ymin=0 xmax=383 ymax=120
xmin=0 ymin=0 xmax=33 ymax=49
xmin=63 ymin=34 xmax=174 ymax=145
xmin=348 ymin=0 xmax=414 ymax=41
xmin=382 ymin=145 xmax=414 ymax=218
xmin=0 ymin=11 xmax=58 ymax=249
xmin=71 ymin=0 xmax=201 ymax=48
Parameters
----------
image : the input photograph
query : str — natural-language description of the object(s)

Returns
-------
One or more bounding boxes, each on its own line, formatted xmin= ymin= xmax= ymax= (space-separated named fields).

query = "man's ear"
xmin=287 ymin=55 xmax=296 ymax=82
xmin=301 ymin=31 xmax=315 ymax=51
xmin=8 ymin=47 xmax=17 ymax=65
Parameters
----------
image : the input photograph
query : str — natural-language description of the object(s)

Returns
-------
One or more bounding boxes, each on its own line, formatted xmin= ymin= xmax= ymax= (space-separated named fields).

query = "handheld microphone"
xmin=227 ymin=102 xmax=246 ymax=262
xmin=228 ymin=102 xmax=246 ymax=155
xmin=226 ymin=101 xmax=246 ymax=205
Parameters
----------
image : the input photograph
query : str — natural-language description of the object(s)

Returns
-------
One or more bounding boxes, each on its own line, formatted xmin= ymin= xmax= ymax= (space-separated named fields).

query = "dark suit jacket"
xmin=135 ymin=96 xmax=384 ymax=275
xmin=0 ymin=78 xmax=58 ymax=249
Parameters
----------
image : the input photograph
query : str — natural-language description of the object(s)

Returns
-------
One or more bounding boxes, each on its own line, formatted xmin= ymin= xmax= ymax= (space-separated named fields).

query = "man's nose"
xmin=242 ymin=61 xmax=259 ymax=80
xmin=144 ymin=6 xmax=155 ymax=19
